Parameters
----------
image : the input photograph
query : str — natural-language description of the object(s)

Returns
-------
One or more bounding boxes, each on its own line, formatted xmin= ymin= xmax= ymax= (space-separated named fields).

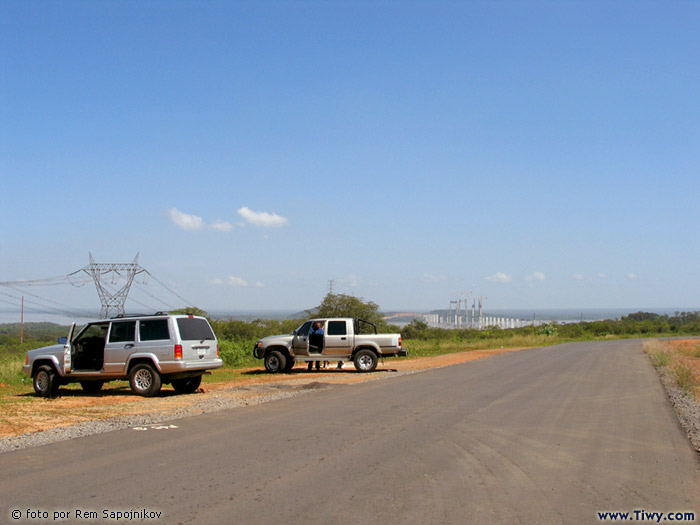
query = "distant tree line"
xmin=401 ymin=311 xmax=700 ymax=341
xmin=3 ymin=303 xmax=700 ymax=359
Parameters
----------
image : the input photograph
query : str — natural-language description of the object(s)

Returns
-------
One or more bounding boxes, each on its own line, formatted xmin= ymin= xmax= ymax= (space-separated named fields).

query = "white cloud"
xmin=486 ymin=272 xmax=513 ymax=283
xmin=169 ymin=208 xmax=235 ymax=232
xmin=339 ymin=274 xmax=362 ymax=288
xmin=237 ymin=206 xmax=288 ymax=228
xmin=422 ymin=274 xmax=447 ymax=283
xmin=208 ymin=276 xmax=261 ymax=287
xmin=210 ymin=220 xmax=234 ymax=232
xmin=525 ymin=272 xmax=546 ymax=282
xmin=227 ymin=276 xmax=248 ymax=287
xmin=597 ymin=273 xmax=608 ymax=279
xmin=169 ymin=208 xmax=206 ymax=230
xmin=572 ymin=274 xmax=586 ymax=280
xmin=627 ymin=273 xmax=639 ymax=281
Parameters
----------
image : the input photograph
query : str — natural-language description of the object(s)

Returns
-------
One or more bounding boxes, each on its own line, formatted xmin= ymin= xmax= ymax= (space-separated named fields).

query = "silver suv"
xmin=23 ymin=313 xmax=222 ymax=397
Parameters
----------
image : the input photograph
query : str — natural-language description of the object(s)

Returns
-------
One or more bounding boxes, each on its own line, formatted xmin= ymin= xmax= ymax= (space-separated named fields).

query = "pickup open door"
xmin=292 ymin=320 xmax=312 ymax=356
xmin=62 ymin=323 xmax=76 ymax=374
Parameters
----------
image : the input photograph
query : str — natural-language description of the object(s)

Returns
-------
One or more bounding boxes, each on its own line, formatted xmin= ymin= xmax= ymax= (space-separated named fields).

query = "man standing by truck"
xmin=308 ymin=321 xmax=324 ymax=371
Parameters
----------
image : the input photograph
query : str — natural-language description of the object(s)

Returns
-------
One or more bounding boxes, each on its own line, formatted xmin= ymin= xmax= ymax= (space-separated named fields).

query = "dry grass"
xmin=644 ymin=339 xmax=700 ymax=399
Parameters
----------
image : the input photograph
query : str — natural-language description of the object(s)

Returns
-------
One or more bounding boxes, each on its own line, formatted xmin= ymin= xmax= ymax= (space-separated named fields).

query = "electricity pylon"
xmin=75 ymin=253 xmax=146 ymax=318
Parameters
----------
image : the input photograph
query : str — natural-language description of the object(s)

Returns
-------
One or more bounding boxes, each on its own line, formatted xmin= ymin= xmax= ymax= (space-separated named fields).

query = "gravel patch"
xmin=0 ymin=368 xmax=423 ymax=455
xmin=657 ymin=367 xmax=700 ymax=454
xmin=0 ymin=383 xmax=312 ymax=454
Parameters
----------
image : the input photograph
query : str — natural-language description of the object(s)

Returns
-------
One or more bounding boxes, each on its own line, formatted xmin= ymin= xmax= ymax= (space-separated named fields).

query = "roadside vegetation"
xmin=2 ymin=295 xmax=700 ymax=393
xmin=644 ymin=339 xmax=700 ymax=401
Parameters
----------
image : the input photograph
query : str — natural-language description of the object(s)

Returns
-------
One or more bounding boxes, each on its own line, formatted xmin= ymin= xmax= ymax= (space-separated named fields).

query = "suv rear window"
xmin=139 ymin=319 xmax=170 ymax=341
xmin=176 ymin=317 xmax=215 ymax=341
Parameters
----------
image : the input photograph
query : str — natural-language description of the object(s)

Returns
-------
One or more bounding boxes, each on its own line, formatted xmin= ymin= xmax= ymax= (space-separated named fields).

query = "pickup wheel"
xmin=265 ymin=350 xmax=286 ymax=373
xmin=80 ymin=381 xmax=104 ymax=394
xmin=354 ymin=349 xmax=378 ymax=373
xmin=34 ymin=365 xmax=60 ymax=398
xmin=171 ymin=375 xmax=202 ymax=394
xmin=129 ymin=363 xmax=162 ymax=397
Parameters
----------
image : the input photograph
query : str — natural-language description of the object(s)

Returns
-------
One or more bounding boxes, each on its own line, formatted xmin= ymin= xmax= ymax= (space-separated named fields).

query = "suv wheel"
xmin=129 ymin=363 xmax=162 ymax=397
xmin=265 ymin=350 xmax=286 ymax=373
xmin=354 ymin=349 xmax=378 ymax=373
xmin=34 ymin=365 xmax=59 ymax=398
xmin=171 ymin=375 xmax=202 ymax=394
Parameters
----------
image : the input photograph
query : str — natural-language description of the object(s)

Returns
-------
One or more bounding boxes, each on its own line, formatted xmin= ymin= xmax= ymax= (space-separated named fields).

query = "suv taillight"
xmin=398 ymin=336 xmax=402 ymax=347
xmin=174 ymin=344 xmax=183 ymax=359
xmin=217 ymin=344 xmax=220 ymax=358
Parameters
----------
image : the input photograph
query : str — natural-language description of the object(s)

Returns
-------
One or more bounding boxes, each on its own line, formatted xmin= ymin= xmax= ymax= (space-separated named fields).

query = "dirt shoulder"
xmin=0 ymin=348 xmax=525 ymax=444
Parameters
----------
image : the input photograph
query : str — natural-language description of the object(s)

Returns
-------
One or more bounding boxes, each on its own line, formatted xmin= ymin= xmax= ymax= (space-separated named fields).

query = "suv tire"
xmin=34 ymin=365 xmax=59 ymax=398
xmin=129 ymin=363 xmax=162 ymax=397
xmin=171 ymin=375 xmax=202 ymax=394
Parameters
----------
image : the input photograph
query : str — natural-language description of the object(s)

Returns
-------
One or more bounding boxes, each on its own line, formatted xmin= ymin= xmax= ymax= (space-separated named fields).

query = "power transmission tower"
xmin=328 ymin=279 xmax=335 ymax=295
xmin=76 ymin=253 xmax=147 ymax=319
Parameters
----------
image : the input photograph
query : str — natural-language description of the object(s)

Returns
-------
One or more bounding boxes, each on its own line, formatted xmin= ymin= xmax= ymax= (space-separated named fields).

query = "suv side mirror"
xmin=58 ymin=337 xmax=68 ymax=344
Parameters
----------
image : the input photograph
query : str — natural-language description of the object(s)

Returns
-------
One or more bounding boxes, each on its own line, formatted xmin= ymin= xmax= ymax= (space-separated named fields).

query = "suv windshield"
xmin=177 ymin=317 xmax=215 ymax=341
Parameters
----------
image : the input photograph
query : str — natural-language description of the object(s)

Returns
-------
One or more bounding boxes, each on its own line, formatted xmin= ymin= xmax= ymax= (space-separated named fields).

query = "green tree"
xmin=169 ymin=306 xmax=210 ymax=319
xmin=307 ymin=293 xmax=385 ymax=328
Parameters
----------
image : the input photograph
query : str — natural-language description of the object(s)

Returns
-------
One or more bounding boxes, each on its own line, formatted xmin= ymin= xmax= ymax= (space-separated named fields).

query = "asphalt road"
xmin=2 ymin=340 xmax=699 ymax=524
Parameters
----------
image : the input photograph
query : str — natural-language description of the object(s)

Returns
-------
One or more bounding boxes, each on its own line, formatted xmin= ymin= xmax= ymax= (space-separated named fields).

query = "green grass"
xmin=0 ymin=355 xmax=27 ymax=387
xmin=404 ymin=334 xmax=557 ymax=358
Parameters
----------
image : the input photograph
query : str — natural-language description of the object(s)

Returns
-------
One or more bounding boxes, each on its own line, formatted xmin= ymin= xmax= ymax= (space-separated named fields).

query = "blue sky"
xmin=2 ymin=0 xmax=699 ymax=318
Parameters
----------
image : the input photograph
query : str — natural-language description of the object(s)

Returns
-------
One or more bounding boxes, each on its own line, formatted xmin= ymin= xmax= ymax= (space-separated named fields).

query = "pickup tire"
xmin=354 ymin=349 xmax=378 ymax=373
xmin=265 ymin=350 xmax=286 ymax=373
xmin=80 ymin=381 xmax=104 ymax=394
xmin=34 ymin=365 xmax=60 ymax=398
xmin=171 ymin=375 xmax=202 ymax=394
xmin=129 ymin=363 xmax=162 ymax=397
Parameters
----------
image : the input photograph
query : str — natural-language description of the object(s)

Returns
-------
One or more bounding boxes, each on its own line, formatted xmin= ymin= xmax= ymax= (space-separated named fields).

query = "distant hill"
xmin=0 ymin=322 xmax=69 ymax=342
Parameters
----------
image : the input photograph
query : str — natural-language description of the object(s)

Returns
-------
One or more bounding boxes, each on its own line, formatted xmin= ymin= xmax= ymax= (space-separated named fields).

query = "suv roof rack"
xmin=111 ymin=312 xmax=170 ymax=319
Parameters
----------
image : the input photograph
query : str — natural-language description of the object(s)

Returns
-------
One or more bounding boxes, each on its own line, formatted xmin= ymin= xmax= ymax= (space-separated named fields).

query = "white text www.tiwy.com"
xmin=597 ymin=510 xmax=695 ymax=522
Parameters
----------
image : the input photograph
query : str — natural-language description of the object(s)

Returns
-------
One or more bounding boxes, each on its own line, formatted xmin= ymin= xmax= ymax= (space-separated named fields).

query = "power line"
xmin=1 ymin=254 xmax=197 ymax=320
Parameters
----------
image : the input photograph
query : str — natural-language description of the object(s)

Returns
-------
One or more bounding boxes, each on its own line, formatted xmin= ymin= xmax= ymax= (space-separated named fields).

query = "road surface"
xmin=2 ymin=340 xmax=698 ymax=524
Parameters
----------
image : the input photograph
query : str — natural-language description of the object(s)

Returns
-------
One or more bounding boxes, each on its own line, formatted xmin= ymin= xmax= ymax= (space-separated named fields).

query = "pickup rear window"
xmin=327 ymin=321 xmax=347 ymax=335
xmin=176 ymin=318 xmax=215 ymax=341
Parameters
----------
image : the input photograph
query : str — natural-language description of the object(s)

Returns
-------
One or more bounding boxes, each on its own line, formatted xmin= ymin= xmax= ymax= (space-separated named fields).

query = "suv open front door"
xmin=62 ymin=323 xmax=76 ymax=374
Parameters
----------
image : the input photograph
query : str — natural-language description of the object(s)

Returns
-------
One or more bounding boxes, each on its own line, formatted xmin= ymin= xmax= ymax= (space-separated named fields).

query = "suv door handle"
xmin=124 ymin=344 xmax=134 ymax=349
xmin=341 ymin=337 xmax=347 ymax=340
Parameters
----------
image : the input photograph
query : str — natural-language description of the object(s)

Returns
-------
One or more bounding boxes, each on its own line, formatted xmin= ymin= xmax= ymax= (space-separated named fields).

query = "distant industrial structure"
xmin=423 ymin=292 xmax=541 ymax=330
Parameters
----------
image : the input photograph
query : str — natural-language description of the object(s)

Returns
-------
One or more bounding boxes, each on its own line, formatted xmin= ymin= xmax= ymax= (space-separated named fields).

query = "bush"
xmin=218 ymin=339 xmax=259 ymax=368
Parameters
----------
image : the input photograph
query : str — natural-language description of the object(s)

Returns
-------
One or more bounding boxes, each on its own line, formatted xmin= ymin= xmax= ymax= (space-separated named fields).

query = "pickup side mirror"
xmin=58 ymin=337 xmax=68 ymax=344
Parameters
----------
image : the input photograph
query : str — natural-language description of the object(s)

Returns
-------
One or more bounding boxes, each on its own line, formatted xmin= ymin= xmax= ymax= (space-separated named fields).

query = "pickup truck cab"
xmin=253 ymin=318 xmax=406 ymax=373
xmin=23 ymin=313 xmax=222 ymax=397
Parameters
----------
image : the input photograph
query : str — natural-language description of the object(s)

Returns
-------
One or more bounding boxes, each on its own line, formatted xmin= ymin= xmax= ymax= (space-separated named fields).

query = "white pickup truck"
xmin=253 ymin=318 xmax=406 ymax=373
